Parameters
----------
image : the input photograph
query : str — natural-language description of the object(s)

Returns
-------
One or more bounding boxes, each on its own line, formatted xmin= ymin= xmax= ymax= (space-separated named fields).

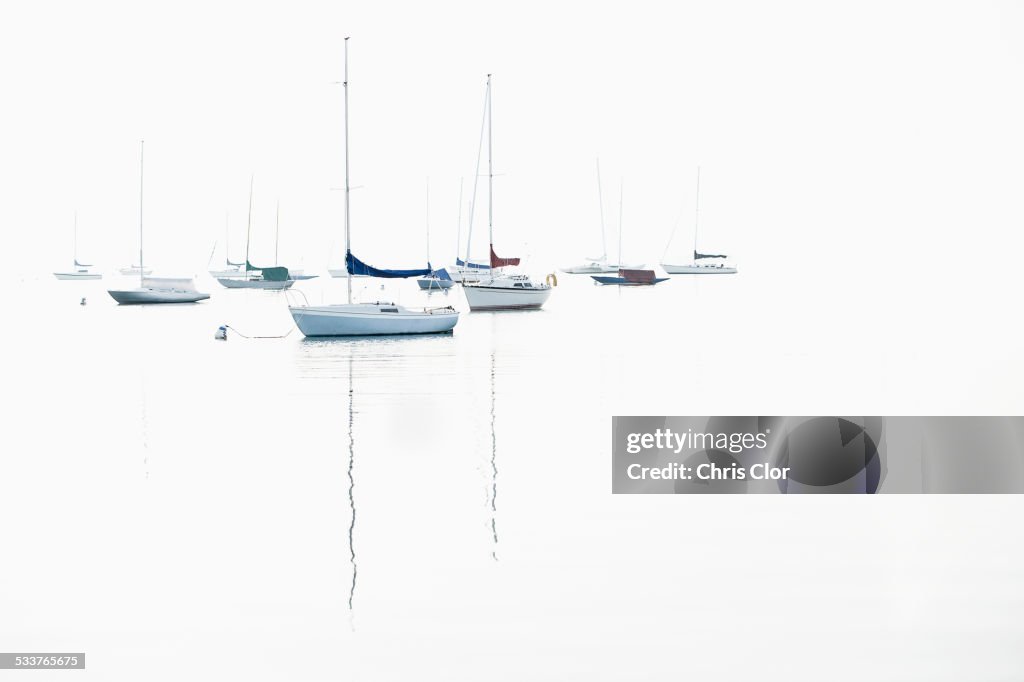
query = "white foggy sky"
xmin=3 ymin=0 xmax=1024 ymax=283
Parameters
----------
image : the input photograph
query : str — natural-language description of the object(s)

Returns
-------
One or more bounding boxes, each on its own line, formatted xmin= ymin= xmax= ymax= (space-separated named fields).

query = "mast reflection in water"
xmin=347 ymin=352 xmax=357 ymax=611
xmin=489 ymin=350 xmax=499 ymax=561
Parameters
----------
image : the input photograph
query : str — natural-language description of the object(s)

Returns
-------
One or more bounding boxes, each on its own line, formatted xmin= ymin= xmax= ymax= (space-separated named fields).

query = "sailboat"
xmin=107 ymin=141 xmax=210 ymax=304
xmin=53 ymin=212 xmax=102 ymax=280
xmin=288 ymin=37 xmax=459 ymax=337
xmin=562 ymin=160 xmax=643 ymax=273
xmin=661 ymin=167 xmax=737 ymax=275
xmin=462 ymin=75 xmax=552 ymax=311
xmin=591 ymin=181 xmax=667 ymax=285
xmin=417 ymin=180 xmax=455 ymax=291
xmin=209 ymin=212 xmax=246 ymax=278
xmin=217 ymin=178 xmax=295 ymax=290
xmin=561 ymin=160 xmax=611 ymax=274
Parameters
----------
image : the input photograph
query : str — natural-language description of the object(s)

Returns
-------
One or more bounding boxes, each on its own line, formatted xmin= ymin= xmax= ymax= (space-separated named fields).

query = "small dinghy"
xmin=591 ymin=268 xmax=668 ymax=286
xmin=417 ymin=268 xmax=455 ymax=290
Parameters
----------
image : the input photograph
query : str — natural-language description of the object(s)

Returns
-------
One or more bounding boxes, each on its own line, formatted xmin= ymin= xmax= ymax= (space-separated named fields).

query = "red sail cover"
xmin=490 ymin=245 xmax=521 ymax=268
xmin=619 ymin=269 xmax=657 ymax=284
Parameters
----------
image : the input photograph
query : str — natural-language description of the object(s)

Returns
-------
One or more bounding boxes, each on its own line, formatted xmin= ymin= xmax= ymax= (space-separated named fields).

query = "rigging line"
xmin=662 ymin=211 xmax=684 ymax=262
xmin=223 ymin=325 xmax=294 ymax=339
xmin=464 ymin=80 xmax=490 ymax=268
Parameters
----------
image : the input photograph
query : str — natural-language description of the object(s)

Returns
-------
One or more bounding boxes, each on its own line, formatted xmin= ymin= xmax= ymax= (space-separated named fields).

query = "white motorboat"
xmin=108 ymin=141 xmax=210 ymax=304
xmin=661 ymin=167 xmax=737 ymax=275
xmin=109 ymin=277 xmax=211 ymax=304
xmin=288 ymin=37 xmax=459 ymax=337
xmin=54 ymin=213 xmax=102 ymax=280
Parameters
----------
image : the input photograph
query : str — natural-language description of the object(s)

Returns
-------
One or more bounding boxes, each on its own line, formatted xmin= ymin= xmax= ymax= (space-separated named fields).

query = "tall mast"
xmin=73 ymin=210 xmax=78 ymax=265
xmin=343 ymin=36 xmax=352 ymax=304
xmin=425 ymin=177 xmax=430 ymax=266
xmin=693 ymin=166 xmax=701 ymax=263
xmin=138 ymin=140 xmax=144 ymax=287
xmin=486 ymin=74 xmax=493 ymax=253
xmin=275 ymin=199 xmax=280 ymax=266
xmin=225 ymin=211 xmax=230 ymax=267
xmin=596 ymin=159 xmax=606 ymax=261
xmin=618 ymin=179 xmax=624 ymax=267
xmin=245 ymin=174 xmax=254 ymax=280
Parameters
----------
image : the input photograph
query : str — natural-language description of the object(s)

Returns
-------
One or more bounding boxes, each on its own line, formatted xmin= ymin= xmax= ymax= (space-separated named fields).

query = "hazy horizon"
xmin=5 ymin=1 xmax=1024 ymax=286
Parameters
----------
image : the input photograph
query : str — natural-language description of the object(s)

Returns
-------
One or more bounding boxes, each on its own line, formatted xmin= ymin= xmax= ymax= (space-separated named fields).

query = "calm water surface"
xmin=2 ymin=270 xmax=1022 ymax=680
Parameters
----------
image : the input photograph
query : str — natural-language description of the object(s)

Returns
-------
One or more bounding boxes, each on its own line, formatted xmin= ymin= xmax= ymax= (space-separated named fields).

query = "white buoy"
xmin=215 ymin=325 xmax=228 ymax=340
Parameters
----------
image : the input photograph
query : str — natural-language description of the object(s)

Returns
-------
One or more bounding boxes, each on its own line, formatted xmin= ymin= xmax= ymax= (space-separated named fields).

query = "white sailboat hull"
xmin=661 ymin=263 xmax=737 ymax=274
xmin=217 ymin=277 xmax=294 ymax=290
xmin=462 ymin=280 xmax=552 ymax=311
xmin=108 ymin=288 xmax=210 ymax=304
xmin=54 ymin=272 xmax=102 ymax=280
xmin=289 ymin=303 xmax=459 ymax=336
xmin=119 ymin=266 xmax=152 ymax=276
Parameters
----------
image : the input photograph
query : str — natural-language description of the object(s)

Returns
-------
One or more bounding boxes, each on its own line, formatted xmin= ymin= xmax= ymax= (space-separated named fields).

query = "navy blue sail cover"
xmin=347 ymin=250 xmax=431 ymax=278
xmin=694 ymin=250 xmax=728 ymax=260
xmin=434 ymin=268 xmax=453 ymax=281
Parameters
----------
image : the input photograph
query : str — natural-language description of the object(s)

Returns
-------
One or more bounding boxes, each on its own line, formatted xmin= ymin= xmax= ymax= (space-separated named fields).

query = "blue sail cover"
xmin=455 ymin=257 xmax=491 ymax=270
xmin=346 ymin=250 xmax=431 ymax=278
xmin=694 ymin=250 xmax=728 ymax=260
xmin=433 ymin=268 xmax=453 ymax=281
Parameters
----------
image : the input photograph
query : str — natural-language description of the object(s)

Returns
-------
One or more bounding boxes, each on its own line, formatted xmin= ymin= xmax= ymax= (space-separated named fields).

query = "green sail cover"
xmin=246 ymin=261 xmax=290 ymax=281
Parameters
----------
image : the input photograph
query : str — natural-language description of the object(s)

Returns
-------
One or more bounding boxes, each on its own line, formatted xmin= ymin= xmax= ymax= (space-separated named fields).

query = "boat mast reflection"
xmin=347 ymin=351 xmax=358 ymax=610
xmin=489 ymin=350 xmax=499 ymax=561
